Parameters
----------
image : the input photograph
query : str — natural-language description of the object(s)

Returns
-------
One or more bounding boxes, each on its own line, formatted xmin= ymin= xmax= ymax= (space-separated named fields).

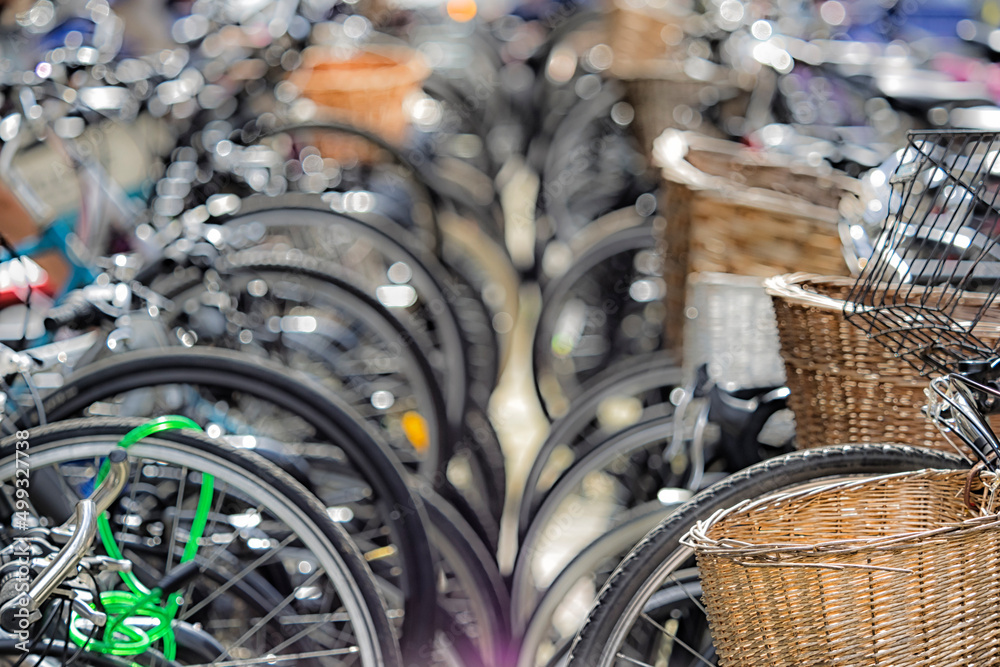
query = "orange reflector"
xmin=447 ymin=0 xmax=477 ymax=22
xmin=402 ymin=411 xmax=430 ymax=453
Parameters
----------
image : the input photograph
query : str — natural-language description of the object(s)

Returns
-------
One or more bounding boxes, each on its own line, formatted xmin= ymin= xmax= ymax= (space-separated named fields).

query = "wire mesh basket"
xmin=685 ymin=467 xmax=1000 ymax=667
xmin=846 ymin=130 xmax=1000 ymax=375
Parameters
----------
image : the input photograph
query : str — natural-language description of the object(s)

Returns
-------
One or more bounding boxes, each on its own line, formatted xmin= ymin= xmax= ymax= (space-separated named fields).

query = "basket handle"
xmin=964 ymin=461 xmax=986 ymax=510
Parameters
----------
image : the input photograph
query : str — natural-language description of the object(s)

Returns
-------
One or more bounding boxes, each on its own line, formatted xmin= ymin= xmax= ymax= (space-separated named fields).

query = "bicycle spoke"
xmin=179 ymin=490 xmax=240 ymax=607
xmin=166 ymin=465 xmax=189 ymax=573
xmin=180 ymin=531 xmax=297 ymax=621
xmin=667 ymin=572 xmax=708 ymax=616
xmin=114 ymin=456 xmax=146 ymax=554
xmin=638 ymin=612 xmax=716 ymax=667
xmin=209 ymin=569 xmax=325 ymax=665
xmin=616 ymin=654 xmax=656 ymax=667
xmin=190 ymin=647 xmax=361 ymax=667
xmin=267 ymin=613 xmax=353 ymax=655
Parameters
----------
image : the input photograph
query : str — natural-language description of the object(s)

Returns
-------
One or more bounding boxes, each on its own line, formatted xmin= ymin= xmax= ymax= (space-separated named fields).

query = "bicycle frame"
xmin=925 ymin=370 xmax=1000 ymax=467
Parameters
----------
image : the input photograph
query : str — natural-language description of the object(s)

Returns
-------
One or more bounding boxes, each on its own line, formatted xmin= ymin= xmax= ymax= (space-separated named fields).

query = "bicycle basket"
xmin=846 ymin=130 xmax=1000 ymax=375
xmin=685 ymin=468 xmax=1000 ymax=667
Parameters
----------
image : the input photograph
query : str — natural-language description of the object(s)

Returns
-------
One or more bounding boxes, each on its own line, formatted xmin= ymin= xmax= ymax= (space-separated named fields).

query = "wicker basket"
xmin=614 ymin=60 xmax=754 ymax=156
xmin=765 ymin=273 xmax=1000 ymax=454
xmin=685 ymin=468 xmax=1000 ymax=667
xmin=654 ymin=130 xmax=859 ymax=356
xmin=605 ymin=0 xmax=690 ymax=68
xmin=288 ymin=45 xmax=429 ymax=162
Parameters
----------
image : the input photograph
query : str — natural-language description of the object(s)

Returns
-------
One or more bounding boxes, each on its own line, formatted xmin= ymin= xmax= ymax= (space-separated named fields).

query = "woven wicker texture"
xmin=288 ymin=45 xmax=428 ymax=162
xmin=653 ymin=130 xmax=857 ymax=356
xmin=605 ymin=0 xmax=689 ymax=68
xmin=765 ymin=273 xmax=999 ymax=454
xmin=687 ymin=468 xmax=1000 ymax=667
xmin=614 ymin=62 xmax=754 ymax=155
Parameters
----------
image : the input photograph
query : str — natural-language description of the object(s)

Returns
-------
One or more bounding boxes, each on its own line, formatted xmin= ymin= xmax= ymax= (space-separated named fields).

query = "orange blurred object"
xmin=401 ymin=410 xmax=430 ymax=453
xmin=288 ymin=46 xmax=429 ymax=162
xmin=446 ymin=0 xmax=477 ymax=23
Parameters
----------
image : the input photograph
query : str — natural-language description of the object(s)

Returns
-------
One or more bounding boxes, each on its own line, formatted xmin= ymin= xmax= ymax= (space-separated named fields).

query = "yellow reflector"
xmin=402 ymin=411 xmax=430 ymax=453
xmin=364 ymin=545 xmax=398 ymax=562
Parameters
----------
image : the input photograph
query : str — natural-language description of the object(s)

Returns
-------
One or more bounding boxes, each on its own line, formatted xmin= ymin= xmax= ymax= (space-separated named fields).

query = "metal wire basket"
xmin=846 ymin=130 xmax=1000 ymax=375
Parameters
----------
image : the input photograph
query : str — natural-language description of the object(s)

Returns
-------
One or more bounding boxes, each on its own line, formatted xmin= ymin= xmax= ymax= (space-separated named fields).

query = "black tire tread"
xmin=28 ymin=347 xmax=437 ymax=659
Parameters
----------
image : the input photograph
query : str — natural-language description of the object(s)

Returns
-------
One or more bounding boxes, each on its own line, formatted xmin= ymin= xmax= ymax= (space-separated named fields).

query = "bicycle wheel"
xmin=422 ymin=489 xmax=511 ymax=667
xmin=533 ymin=224 xmax=665 ymax=418
xmin=208 ymin=197 xmax=508 ymax=529
xmin=513 ymin=415 xmax=686 ymax=630
xmin=156 ymin=249 xmax=449 ymax=479
xmin=289 ymin=447 xmax=508 ymax=667
xmin=22 ymin=347 xmax=437 ymax=660
xmin=0 ymin=417 xmax=401 ymax=667
xmin=517 ymin=507 xmax=672 ymax=667
xmin=536 ymin=84 xmax=654 ymax=254
xmin=214 ymin=195 xmax=508 ymax=464
xmin=566 ymin=444 xmax=968 ymax=667
xmin=445 ymin=399 xmax=506 ymax=551
xmin=519 ymin=353 xmax=681 ymax=539
xmin=166 ymin=119 xmax=444 ymax=253
xmin=212 ymin=194 xmax=477 ymax=424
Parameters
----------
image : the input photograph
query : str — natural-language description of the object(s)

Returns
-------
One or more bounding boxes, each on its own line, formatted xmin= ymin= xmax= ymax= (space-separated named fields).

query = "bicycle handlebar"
xmin=43 ymin=290 xmax=103 ymax=332
xmin=0 ymin=449 xmax=129 ymax=633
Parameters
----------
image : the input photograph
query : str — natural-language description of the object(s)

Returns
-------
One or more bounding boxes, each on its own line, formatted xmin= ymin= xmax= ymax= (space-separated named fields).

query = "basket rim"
xmin=764 ymin=272 xmax=865 ymax=311
xmin=765 ymin=273 xmax=1000 ymax=335
xmin=682 ymin=468 xmax=996 ymax=562
xmin=652 ymin=130 xmax=861 ymax=223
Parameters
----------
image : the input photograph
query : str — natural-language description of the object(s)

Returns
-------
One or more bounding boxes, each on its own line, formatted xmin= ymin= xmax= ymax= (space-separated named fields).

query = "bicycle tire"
xmin=158 ymin=248 xmax=451 ymax=480
xmin=422 ymin=488 xmax=511 ymax=667
xmin=451 ymin=399 xmax=507 ymax=539
xmin=210 ymin=196 xmax=508 ymax=526
xmin=518 ymin=353 xmax=681 ymax=538
xmin=566 ymin=444 xmax=968 ymax=667
xmin=513 ymin=415 xmax=678 ymax=629
xmin=532 ymin=224 xmax=663 ymax=419
xmin=23 ymin=347 xmax=437 ymax=660
xmin=517 ymin=506 xmax=673 ymax=667
xmin=215 ymin=194 xmax=474 ymax=428
xmin=236 ymin=120 xmax=444 ymax=253
xmin=0 ymin=417 xmax=403 ymax=667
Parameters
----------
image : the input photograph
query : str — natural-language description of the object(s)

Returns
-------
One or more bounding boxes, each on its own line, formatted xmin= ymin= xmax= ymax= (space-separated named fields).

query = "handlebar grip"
xmin=0 ymin=570 xmax=30 ymax=633
xmin=43 ymin=291 xmax=101 ymax=332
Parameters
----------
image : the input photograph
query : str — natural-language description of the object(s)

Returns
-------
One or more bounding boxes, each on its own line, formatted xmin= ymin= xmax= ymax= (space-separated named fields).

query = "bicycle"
xmin=563 ymin=128 xmax=1000 ymax=667
xmin=0 ymin=415 xmax=403 ymax=667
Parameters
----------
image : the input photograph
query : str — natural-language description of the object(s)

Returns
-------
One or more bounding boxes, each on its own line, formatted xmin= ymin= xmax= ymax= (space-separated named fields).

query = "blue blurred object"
xmin=845 ymin=0 xmax=973 ymax=42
